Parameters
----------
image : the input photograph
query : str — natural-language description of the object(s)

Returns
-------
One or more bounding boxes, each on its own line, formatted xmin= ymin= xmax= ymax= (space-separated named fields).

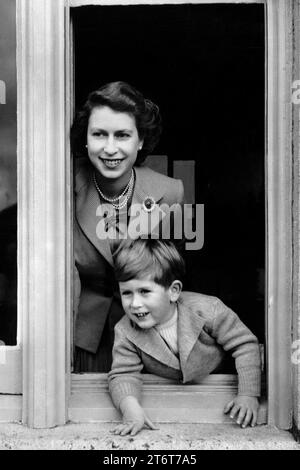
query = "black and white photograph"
xmin=0 ymin=0 xmax=300 ymax=453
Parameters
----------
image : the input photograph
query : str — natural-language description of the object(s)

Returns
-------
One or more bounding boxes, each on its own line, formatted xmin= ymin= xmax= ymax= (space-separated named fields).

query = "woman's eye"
xmin=92 ymin=132 xmax=105 ymax=137
xmin=116 ymin=133 xmax=130 ymax=139
xmin=140 ymin=289 xmax=150 ymax=295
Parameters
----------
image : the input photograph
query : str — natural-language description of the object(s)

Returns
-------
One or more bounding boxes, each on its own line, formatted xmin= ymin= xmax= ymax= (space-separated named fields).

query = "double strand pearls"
xmin=93 ymin=170 xmax=135 ymax=210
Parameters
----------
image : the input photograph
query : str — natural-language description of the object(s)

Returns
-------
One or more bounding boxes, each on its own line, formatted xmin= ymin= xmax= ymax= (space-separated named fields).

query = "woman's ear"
xmin=169 ymin=280 xmax=183 ymax=302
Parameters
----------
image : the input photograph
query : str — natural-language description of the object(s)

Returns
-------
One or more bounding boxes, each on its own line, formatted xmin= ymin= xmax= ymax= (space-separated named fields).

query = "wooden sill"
xmin=69 ymin=373 xmax=267 ymax=424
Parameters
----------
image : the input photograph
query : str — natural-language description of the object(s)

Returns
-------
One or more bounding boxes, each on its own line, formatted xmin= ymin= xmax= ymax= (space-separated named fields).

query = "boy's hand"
xmin=111 ymin=396 xmax=159 ymax=437
xmin=224 ymin=395 xmax=259 ymax=428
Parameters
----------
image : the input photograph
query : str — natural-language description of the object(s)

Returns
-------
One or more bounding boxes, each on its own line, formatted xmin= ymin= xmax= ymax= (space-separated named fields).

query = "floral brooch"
xmin=142 ymin=196 xmax=156 ymax=213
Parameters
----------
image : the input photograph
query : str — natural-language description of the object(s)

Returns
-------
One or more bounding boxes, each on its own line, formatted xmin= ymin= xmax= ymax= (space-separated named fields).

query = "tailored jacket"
xmin=108 ymin=292 xmax=261 ymax=409
xmin=74 ymin=159 xmax=184 ymax=354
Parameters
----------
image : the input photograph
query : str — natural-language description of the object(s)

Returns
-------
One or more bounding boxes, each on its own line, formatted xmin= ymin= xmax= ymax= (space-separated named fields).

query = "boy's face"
xmin=119 ymin=275 xmax=181 ymax=329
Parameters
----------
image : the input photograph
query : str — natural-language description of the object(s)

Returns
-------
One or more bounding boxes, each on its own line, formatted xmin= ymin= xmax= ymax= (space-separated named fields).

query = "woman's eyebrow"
xmin=89 ymin=127 xmax=107 ymax=132
xmin=89 ymin=127 xmax=133 ymax=133
xmin=115 ymin=129 xmax=133 ymax=134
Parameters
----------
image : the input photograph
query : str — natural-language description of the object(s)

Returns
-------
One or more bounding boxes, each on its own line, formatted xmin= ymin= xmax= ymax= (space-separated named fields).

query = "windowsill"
xmin=69 ymin=373 xmax=267 ymax=424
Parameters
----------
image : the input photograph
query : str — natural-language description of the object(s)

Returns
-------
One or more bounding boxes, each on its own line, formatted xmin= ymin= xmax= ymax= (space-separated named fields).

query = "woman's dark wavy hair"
xmin=70 ymin=81 xmax=162 ymax=165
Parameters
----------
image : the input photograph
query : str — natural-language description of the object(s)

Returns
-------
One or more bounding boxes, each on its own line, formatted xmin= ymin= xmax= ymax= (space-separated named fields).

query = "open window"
xmin=70 ymin=1 xmax=267 ymax=423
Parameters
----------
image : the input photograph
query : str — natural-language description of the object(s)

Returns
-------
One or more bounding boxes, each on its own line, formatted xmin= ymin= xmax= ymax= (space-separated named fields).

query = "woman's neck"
xmin=94 ymin=169 xmax=133 ymax=198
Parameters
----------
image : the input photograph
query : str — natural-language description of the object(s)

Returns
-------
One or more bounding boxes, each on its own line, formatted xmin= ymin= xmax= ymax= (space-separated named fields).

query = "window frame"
xmin=67 ymin=0 xmax=294 ymax=429
xmin=68 ymin=0 xmax=267 ymax=425
xmin=0 ymin=0 xmax=297 ymax=430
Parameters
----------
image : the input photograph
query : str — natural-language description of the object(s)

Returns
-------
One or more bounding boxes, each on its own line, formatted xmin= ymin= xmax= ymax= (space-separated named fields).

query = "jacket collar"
xmin=123 ymin=298 xmax=206 ymax=373
xmin=76 ymin=165 xmax=166 ymax=266
xmin=126 ymin=321 xmax=181 ymax=371
xmin=177 ymin=298 xmax=206 ymax=373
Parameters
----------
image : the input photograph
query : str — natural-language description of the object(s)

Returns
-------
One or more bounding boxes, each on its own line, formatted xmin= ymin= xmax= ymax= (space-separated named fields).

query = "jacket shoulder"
xmin=180 ymin=291 xmax=222 ymax=307
xmin=74 ymin=158 xmax=90 ymax=194
xmin=114 ymin=314 xmax=134 ymax=334
xmin=136 ymin=165 xmax=184 ymax=203
xmin=179 ymin=291 xmax=224 ymax=322
xmin=139 ymin=165 xmax=182 ymax=186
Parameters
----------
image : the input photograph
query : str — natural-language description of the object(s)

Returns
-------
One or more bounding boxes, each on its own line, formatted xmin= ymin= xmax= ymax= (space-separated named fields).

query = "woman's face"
xmin=87 ymin=105 xmax=143 ymax=183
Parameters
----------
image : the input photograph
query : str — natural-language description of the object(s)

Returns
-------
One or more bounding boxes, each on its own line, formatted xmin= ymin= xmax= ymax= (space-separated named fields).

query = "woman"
xmin=71 ymin=81 xmax=184 ymax=372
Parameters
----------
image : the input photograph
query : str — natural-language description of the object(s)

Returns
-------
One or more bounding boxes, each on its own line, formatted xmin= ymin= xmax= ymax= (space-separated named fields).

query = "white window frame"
xmin=0 ymin=0 xmax=298 ymax=430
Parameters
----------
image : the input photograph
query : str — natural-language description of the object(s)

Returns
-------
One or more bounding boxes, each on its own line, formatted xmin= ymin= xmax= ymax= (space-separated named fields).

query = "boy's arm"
xmin=211 ymin=299 xmax=261 ymax=397
xmin=210 ymin=299 xmax=261 ymax=427
xmin=108 ymin=324 xmax=158 ymax=435
xmin=108 ymin=324 xmax=144 ymax=409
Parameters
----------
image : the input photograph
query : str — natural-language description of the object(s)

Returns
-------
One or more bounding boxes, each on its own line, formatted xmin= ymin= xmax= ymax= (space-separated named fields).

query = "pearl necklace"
xmin=93 ymin=170 xmax=135 ymax=210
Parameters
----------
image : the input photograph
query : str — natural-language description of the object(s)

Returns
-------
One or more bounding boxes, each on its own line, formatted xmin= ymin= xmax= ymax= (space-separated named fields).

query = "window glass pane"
xmin=0 ymin=0 xmax=17 ymax=346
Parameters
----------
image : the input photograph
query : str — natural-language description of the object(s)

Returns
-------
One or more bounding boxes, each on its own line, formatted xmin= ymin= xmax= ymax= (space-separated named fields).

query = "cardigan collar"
xmin=76 ymin=165 xmax=166 ymax=266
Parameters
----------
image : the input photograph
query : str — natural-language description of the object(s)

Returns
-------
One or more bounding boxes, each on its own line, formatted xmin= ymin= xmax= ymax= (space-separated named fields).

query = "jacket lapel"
xmin=127 ymin=324 xmax=180 ymax=371
xmin=76 ymin=168 xmax=113 ymax=266
xmin=118 ymin=166 xmax=167 ymax=248
xmin=124 ymin=297 xmax=206 ymax=374
xmin=177 ymin=299 xmax=206 ymax=375
xmin=132 ymin=166 xmax=165 ymax=205
xmin=76 ymin=165 xmax=167 ymax=266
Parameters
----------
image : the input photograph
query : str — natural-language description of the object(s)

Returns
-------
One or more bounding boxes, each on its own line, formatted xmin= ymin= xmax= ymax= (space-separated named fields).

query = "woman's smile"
xmin=100 ymin=158 xmax=124 ymax=169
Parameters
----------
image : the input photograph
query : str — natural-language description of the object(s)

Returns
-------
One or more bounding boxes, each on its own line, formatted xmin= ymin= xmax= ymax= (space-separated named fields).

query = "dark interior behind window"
xmin=73 ymin=3 xmax=265 ymax=352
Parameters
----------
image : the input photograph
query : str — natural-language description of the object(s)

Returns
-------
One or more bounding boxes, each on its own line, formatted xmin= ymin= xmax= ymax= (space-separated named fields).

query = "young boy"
xmin=108 ymin=239 xmax=261 ymax=436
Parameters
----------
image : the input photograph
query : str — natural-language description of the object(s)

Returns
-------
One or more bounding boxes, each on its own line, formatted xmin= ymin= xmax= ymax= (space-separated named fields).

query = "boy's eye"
xmin=140 ymin=289 xmax=150 ymax=294
xmin=121 ymin=291 xmax=131 ymax=296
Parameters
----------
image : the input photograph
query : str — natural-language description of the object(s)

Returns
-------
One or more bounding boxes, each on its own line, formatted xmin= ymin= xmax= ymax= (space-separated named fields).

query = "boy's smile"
xmin=119 ymin=276 xmax=181 ymax=329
